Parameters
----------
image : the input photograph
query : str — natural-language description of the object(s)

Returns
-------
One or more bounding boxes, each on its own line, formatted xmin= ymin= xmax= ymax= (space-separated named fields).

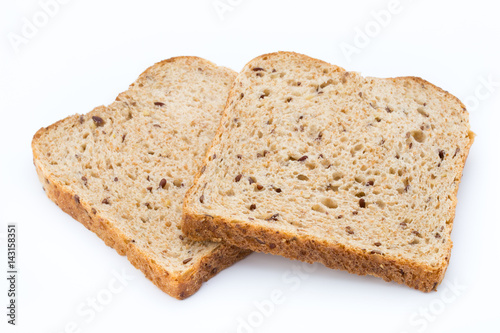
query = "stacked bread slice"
xmin=32 ymin=57 xmax=251 ymax=299
xmin=181 ymin=52 xmax=474 ymax=292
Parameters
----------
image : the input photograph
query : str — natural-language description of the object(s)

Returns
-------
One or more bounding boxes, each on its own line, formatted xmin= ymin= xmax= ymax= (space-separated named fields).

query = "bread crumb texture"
xmin=183 ymin=52 xmax=474 ymax=292
xmin=32 ymin=57 xmax=250 ymax=299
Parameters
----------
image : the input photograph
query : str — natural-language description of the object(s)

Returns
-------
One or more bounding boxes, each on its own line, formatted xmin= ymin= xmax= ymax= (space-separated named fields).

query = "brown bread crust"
xmin=183 ymin=212 xmax=441 ymax=292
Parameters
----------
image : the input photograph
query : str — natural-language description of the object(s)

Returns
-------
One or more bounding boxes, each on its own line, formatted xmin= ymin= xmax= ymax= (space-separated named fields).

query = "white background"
xmin=1 ymin=0 xmax=499 ymax=332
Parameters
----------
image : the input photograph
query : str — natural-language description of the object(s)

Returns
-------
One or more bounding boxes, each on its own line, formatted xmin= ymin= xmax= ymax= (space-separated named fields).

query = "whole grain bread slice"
xmin=182 ymin=52 xmax=474 ymax=292
xmin=32 ymin=56 xmax=250 ymax=299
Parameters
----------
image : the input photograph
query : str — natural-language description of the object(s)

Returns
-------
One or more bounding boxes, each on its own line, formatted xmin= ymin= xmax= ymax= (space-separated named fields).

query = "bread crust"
xmin=32 ymin=57 xmax=251 ymax=300
xmin=182 ymin=51 xmax=474 ymax=292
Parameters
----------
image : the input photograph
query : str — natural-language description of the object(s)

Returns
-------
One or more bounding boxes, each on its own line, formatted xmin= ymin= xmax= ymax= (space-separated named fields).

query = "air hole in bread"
xmin=409 ymin=239 xmax=420 ymax=245
xmin=417 ymin=107 xmax=429 ymax=117
xmin=321 ymin=198 xmax=338 ymax=209
xmin=297 ymin=174 xmax=309 ymax=181
xmin=354 ymin=176 xmax=365 ymax=183
xmin=320 ymin=79 xmax=334 ymax=89
xmin=259 ymin=89 xmax=270 ymax=100
xmin=332 ymin=172 xmax=344 ymax=181
xmin=312 ymin=204 xmax=326 ymax=213
xmin=320 ymin=159 xmax=331 ymax=167
xmin=326 ymin=184 xmax=339 ymax=192
xmin=306 ymin=162 xmax=316 ymax=170
xmin=411 ymin=130 xmax=426 ymax=143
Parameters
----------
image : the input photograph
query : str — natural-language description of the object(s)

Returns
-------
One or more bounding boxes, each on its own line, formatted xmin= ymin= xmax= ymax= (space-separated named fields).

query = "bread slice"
xmin=182 ymin=52 xmax=474 ymax=292
xmin=32 ymin=56 xmax=250 ymax=299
